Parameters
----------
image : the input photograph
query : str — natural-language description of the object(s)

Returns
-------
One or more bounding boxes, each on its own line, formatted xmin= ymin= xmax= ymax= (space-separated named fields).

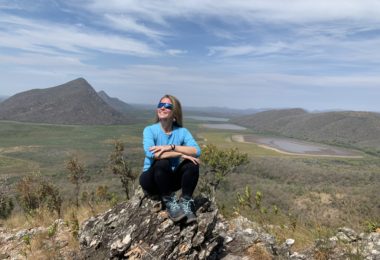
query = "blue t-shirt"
xmin=142 ymin=123 xmax=201 ymax=172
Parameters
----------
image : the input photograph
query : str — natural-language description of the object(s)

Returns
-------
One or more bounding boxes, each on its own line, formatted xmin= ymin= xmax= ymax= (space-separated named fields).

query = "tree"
xmin=0 ymin=178 xmax=14 ymax=219
xmin=108 ymin=140 xmax=137 ymax=200
xmin=66 ymin=157 xmax=87 ymax=208
xmin=200 ymin=144 xmax=249 ymax=201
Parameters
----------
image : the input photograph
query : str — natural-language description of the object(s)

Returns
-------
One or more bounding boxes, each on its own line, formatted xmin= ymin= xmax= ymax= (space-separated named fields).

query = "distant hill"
xmin=231 ymin=109 xmax=380 ymax=154
xmin=0 ymin=78 xmax=134 ymax=125
xmin=98 ymin=91 xmax=134 ymax=115
xmin=184 ymin=106 xmax=267 ymax=117
xmin=0 ymin=96 xmax=8 ymax=103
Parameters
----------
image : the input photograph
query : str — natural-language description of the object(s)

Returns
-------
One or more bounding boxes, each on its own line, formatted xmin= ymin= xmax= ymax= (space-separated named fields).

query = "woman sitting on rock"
xmin=140 ymin=94 xmax=201 ymax=224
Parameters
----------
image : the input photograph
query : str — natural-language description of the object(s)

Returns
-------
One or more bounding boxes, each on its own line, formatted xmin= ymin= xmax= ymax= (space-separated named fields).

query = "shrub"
xmin=200 ymin=144 xmax=248 ymax=201
xmin=66 ymin=157 xmax=87 ymax=208
xmin=15 ymin=175 xmax=62 ymax=217
xmin=108 ymin=140 xmax=137 ymax=200
xmin=0 ymin=178 xmax=14 ymax=219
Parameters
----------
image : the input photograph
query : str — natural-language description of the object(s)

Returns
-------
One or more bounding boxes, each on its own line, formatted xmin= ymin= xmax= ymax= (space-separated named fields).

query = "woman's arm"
xmin=149 ymin=145 xmax=197 ymax=157
xmin=151 ymin=147 xmax=200 ymax=165
xmin=172 ymin=145 xmax=197 ymax=156
xmin=149 ymin=145 xmax=184 ymax=159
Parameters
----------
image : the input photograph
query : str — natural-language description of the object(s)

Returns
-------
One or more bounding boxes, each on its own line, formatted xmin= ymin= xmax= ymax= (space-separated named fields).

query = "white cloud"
xmin=83 ymin=0 xmax=380 ymax=24
xmin=0 ymin=14 xmax=159 ymax=57
xmin=0 ymin=2 xmax=22 ymax=10
xmin=1 ymin=0 xmax=380 ymax=111
xmin=208 ymin=42 xmax=289 ymax=57
xmin=0 ymin=53 xmax=86 ymax=69
xmin=165 ymin=49 xmax=188 ymax=56
xmin=103 ymin=14 xmax=167 ymax=40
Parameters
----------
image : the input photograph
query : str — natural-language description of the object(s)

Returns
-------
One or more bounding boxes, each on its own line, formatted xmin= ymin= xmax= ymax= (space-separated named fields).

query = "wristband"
xmin=171 ymin=144 xmax=176 ymax=151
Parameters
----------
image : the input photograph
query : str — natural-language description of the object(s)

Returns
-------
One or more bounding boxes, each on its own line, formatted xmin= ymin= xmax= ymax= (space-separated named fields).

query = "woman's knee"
xmin=139 ymin=171 xmax=152 ymax=187
xmin=182 ymin=160 xmax=199 ymax=174
xmin=153 ymin=159 xmax=171 ymax=170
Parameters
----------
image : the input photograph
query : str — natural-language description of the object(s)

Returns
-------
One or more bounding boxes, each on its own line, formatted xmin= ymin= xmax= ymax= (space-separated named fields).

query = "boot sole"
xmin=169 ymin=213 xmax=187 ymax=223
xmin=185 ymin=217 xmax=197 ymax=224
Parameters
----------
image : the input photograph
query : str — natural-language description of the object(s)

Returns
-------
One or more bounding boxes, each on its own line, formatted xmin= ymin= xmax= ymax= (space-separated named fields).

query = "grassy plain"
xmin=1 ymin=119 xmax=379 ymax=250
xmin=0 ymin=120 xmax=147 ymax=195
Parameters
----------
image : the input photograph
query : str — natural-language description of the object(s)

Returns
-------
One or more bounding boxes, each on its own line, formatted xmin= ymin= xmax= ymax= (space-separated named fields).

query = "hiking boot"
xmin=179 ymin=196 xmax=197 ymax=224
xmin=162 ymin=194 xmax=186 ymax=222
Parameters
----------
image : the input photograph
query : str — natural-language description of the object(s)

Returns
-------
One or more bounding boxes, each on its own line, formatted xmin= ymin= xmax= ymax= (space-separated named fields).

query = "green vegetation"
xmin=200 ymin=144 xmax=248 ymax=201
xmin=66 ymin=158 xmax=87 ymax=208
xmin=0 ymin=119 xmax=379 ymax=251
xmin=231 ymin=109 xmax=380 ymax=155
xmin=108 ymin=140 xmax=138 ymax=200
xmin=15 ymin=174 xmax=62 ymax=217
xmin=195 ymin=127 xmax=379 ymax=248
xmin=0 ymin=178 xmax=14 ymax=219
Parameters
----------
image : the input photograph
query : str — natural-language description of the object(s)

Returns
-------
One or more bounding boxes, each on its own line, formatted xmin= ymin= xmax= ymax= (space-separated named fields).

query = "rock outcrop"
xmin=79 ymin=189 xmax=380 ymax=259
xmin=79 ymin=189 xmax=295 ymax=259
xmin=305 ymin=227 xmax=380 ymax=260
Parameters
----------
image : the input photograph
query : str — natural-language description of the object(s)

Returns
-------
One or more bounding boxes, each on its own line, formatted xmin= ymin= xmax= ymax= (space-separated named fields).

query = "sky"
xmin=1 ymin=0 xmax=380 ymax=111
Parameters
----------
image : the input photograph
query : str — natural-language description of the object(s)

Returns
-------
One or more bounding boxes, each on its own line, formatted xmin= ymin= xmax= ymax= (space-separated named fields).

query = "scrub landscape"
xmin=0 ymin=79 xmax=379 ymax=256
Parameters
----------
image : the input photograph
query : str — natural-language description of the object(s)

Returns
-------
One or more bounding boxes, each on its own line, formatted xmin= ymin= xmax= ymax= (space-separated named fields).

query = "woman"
xmin=140 ymin=94 xmax=201 ymax=224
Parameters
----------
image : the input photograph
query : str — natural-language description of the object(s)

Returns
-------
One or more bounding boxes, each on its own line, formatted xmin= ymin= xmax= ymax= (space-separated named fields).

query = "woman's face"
xmin=157 ymin=97 xmax=174 ymax=121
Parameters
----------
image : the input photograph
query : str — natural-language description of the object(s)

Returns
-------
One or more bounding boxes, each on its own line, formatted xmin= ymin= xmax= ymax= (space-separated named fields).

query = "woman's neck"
xmin=160 ymin=120 xmax=173 ymax=134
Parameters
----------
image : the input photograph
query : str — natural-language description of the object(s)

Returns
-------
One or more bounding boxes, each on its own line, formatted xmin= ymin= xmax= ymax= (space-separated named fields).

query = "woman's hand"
xmin=149 ymin=145 xmax=172 ymax=157
xmin=181 ymin=154 xmax=200 ymax=165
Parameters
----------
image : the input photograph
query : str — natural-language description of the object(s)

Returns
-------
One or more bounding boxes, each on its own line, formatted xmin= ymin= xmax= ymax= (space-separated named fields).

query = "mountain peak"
xmin=0 ymin=78 xmax=134 ymax=125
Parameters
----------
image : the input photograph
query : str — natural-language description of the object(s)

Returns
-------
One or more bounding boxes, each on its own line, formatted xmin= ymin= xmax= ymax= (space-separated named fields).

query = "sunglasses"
xmin=157 ymin=102 xmax=173 ymax=110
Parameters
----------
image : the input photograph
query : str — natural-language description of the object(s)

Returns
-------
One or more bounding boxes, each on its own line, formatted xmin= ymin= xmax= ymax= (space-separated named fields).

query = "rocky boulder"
xmin=305 ymin=227 xmax=380 ymax=260
xmin=79 ymin=189 xmax=295 ymax=259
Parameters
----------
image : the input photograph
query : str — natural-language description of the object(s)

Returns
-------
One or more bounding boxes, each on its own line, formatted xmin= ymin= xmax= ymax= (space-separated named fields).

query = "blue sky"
xmin=1 ymin=0 xmax=380 ymax=111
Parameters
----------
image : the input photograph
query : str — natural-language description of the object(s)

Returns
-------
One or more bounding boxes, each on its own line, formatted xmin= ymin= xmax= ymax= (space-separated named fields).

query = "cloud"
xmin=103 ymin=14 xmax=167 ymax=41
xmin=208 ymin=42 xmax=289 ymax=57
xmin=165 ymin=49 xmax=188 ymax=56
xmin=0 ymin=53 xmax=84 ymax=69
xmin=0 ymin=2 xmax=23 ymax=10
xmin=1 ymin=0 xmax=380 ymax=111
xmin=0 ymin=14 xmax=159 ymax=57
xmin=78 ymin=0 xmax=380 ymax=62
xmin=83 ymin=0 xmax=380 ymax=24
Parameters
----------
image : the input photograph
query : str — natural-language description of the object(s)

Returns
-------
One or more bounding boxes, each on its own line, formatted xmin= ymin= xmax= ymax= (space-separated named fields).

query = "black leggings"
xmin=139 ymin=159 xmax=199 ymax=197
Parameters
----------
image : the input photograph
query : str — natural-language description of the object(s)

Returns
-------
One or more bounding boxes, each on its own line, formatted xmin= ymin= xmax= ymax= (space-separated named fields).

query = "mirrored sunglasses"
xmin=157 ymin=102 xmax=173 ymax=110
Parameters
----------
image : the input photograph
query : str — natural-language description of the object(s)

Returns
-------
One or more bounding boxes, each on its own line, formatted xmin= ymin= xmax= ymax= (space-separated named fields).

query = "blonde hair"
xmin=155 ymin=94 xmax=183 ymax=127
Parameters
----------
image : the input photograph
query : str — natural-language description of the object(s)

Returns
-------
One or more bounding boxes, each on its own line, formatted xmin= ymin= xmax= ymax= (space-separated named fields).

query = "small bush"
xmin=0 ymin=178 xmax=14 ymax=219
xmin=200 ymin=144 xmax=248 ymax=200
xmin=15 ymin=175 xmax=62 ymax=217
xmin=66 ymin=157 xmax=87 ymax=208
xmin=108 ymin=140 xmax=137 ymax=200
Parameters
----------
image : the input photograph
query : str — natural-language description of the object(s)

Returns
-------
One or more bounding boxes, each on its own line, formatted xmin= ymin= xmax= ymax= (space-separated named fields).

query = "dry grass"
xmin=64 ymin=202 xmax=112 ymax=225
xmin=1 ymin=208 xmax=57 ymax=230
xmin=246 ymin=243 xmax=273 ymax=260
xmin=1 ymin=201 xmax=112 ymax=230
xmin=0 ymin=202 xmax=113 ymax=259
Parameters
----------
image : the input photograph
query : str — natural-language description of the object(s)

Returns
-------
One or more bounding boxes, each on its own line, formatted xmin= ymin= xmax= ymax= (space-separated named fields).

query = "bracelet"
xmin=171 ymin=144 xmax=176 ymax=151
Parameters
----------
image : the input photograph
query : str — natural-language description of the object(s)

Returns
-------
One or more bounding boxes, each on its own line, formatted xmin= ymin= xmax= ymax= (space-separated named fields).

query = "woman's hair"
xmin=155 ymin=94 xmax=183 ymax=127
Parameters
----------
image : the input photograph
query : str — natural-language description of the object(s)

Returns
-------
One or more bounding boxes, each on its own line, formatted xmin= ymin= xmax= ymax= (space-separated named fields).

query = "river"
xmin=234 ymin=134 xmax=362 ymax=157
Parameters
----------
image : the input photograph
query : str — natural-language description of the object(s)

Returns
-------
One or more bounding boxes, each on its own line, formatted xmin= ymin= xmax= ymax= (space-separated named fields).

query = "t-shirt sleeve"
xmin=183 ymin=128 xmax=201 ymax=157
xmin=143 ymin=126 xmax=155 ymax=159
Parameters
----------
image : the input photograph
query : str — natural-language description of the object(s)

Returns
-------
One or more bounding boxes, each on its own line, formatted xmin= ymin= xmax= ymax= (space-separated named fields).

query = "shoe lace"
xmin=181 ymin=198 xmax=194 ymax=214
xmin=167 ymin=197 xmax=180 ymax=211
